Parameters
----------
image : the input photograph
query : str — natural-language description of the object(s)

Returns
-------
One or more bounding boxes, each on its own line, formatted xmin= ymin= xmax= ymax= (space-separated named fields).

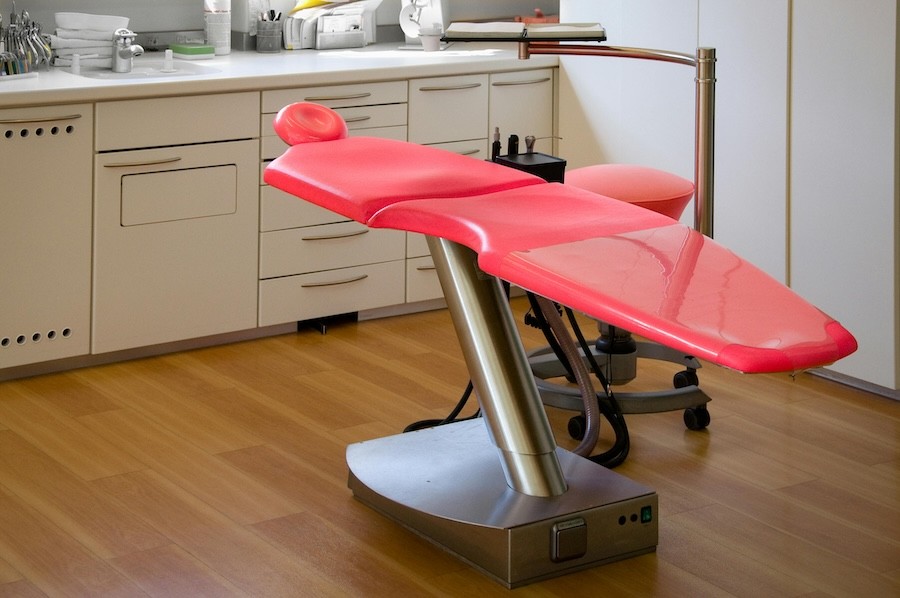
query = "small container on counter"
xmin=256 ymin=20 xmax=282 ymax=53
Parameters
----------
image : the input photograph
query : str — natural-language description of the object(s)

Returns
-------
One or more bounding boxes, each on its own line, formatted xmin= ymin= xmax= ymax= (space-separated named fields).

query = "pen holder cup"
xmin=256 ymin=21 xmax=282 ymax=53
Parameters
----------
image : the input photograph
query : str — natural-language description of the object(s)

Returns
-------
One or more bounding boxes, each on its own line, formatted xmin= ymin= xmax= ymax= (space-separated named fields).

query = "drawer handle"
xmin=416 ymin=265 xmax=437 ymax=271
xmin=103 ymin=157 xmax=183 ymax=168
xmin=344 ymin=115 xmax=372 ymax=123
xmin=303 ymin=92 xmax=372 ymax=102
xmin=0 ymin=114 xmax=83 ymax=124
xmin=491 ymin=77 xmax=552 ymax=87
xmin=301 ymin=274 xmax=368 ymax=288
xmin=455 ymin=148 xmax=482 ymax=156
xmin=301 ymin=228 xmax=369 ymax=241
xmin=418 ymin=83 xmax=482 ymax=92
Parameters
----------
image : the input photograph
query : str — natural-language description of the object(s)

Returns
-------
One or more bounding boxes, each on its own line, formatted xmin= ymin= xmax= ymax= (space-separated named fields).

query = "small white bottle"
xmin=204 ymin=0 xmax=232 ymax=55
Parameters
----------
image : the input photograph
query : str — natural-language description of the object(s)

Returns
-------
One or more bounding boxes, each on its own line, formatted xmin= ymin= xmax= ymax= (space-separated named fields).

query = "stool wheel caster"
xmin=683 ymin=406 xmax=711 ymax=431
xmin=568 ymin=414 xmax=587 ymax=440
xmin=673 ymin=369 xmax=699 ymax=388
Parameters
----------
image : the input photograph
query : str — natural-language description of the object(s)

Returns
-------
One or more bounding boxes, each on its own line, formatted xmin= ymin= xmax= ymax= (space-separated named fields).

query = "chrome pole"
xmin=521 ymin=41 xmax=717 ymax=236
xmin=694 ymin=47 xmax=716 ymax=237
xmin=427 ymin=236 xmax=567 ymax=498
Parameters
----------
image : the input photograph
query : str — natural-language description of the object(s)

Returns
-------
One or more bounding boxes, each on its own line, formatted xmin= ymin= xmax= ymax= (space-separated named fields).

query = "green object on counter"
xmin=169 ymin=43 xmax=215 ymax=59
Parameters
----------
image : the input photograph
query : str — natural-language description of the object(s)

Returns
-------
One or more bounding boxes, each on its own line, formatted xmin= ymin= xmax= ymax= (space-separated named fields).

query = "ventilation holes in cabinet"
xmin=3 ymin=123 xmax=77 ymax=140
xmin=1 ymin=327 xmax=73 ymax=349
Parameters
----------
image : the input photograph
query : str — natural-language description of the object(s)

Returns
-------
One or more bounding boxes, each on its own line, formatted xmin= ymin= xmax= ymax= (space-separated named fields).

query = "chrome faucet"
xmin=112 ymin=28 xmax=144 ymax=73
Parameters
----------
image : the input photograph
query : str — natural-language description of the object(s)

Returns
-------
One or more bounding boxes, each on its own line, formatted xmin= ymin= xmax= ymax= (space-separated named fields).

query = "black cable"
xmin=526 ymin=292 xmax=578 ymax=381
xmin=403 ymin=381 xmax=481 ymax=433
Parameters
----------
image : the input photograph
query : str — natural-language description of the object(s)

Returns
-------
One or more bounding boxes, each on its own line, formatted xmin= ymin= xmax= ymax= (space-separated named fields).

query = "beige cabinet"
xmin=408 ymin=74 xmax=489 ymax=146
xmin=258 ymin=82 xmax=408 ymax=326
xmin=0 ymin=105 xmax=93 ymax=368
xmin=1 ymin=62 xmax=558 ymax=377
xmin=92 ymin=93 xmax=260 ymax=354
xmin=406 ymin=69 xmax=556 ymax=304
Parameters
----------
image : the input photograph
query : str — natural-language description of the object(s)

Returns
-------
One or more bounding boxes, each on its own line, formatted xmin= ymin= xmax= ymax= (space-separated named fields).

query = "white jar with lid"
xmin=204 ymin=0 xmax=231 ymax=55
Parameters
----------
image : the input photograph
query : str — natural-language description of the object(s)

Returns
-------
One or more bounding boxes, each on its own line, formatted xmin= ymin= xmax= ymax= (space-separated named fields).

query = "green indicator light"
xmin=640 ymin=505 xmax=653 ymax=523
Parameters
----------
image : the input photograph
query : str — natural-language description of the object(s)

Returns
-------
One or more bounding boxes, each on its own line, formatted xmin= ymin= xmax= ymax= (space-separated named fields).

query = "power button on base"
xmin=551 ymin=518 xmax=588 ymax=563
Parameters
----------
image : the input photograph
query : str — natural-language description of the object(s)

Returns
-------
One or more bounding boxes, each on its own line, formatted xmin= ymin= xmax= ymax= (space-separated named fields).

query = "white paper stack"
xmin=51 ymin=12 xmax=130 ymax=68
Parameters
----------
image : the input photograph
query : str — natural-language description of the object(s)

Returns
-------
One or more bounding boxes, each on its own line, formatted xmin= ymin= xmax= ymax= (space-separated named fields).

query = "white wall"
xmin=558 ymin=0 xmax=699 ymax=226
xmin=698 ymin=0 xmax=790 ymax=282
xmin=559 ymin=0 xmax=789 ymax=280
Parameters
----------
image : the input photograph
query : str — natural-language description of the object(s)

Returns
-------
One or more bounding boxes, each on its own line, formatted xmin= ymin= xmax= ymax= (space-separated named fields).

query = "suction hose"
xmin=534 ymin=295 xmax=601 ymax=457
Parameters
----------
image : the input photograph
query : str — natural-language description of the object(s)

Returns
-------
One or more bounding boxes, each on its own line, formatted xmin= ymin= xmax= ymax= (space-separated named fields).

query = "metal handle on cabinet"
xmin=418 ymin=83 xmax=482 ymax=92
xmin=103 ymin=157 xmax=183 ymax=168
xmin=416 ymin=265 xmax=437 ymax=271
xmin=301 ymin=274 xmax=368 ymax=288
xmin=343 ymin=115 xmax=372 ymax=123
xmin=301 ymin=228 xmax=369 ymax=241
xmin=0 ymin=114 xmax=83 ymax=124
xmin=303 ymin=92 xmax=372 ymax=101
xmin=491 ymin=77 xmax=551 ymax=87
xmin=455 ymin=148 xmax=481 ymax=156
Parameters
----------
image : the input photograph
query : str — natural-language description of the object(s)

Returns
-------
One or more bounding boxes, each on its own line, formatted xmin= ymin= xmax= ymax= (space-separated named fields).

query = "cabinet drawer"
xmin=262 ymin=80 xmax=407 ymax=112
xmin=406 ymin=256 xmax=443 ymax=303
xmin=408 ymin=74 xmax=489 ymax=144
xmin=489 ymin=69 xmax=555 ymax=154
xmin=261 ymin=103 xmax=408 ymax=160
xmin=407 ymin=233 xmax=430 ymax=258
xmin=261 ymin=185 xmax=347 ymax=231
xmin=427 ymin=139 xmax=487 ymax=158
xmin=260 ymin=222 xmax=405 ymax=279
xmin=96 ymin=92 xmax=259 ymax=151
xmin=259 ymin=260 xmax=405 ymax=326
xmin=261 ymin=103 xmax=406 ymax=133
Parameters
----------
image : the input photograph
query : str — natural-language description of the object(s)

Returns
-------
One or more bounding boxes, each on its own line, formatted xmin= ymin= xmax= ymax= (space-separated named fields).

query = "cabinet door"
xmin=0 ymin=106 xmax=93 ymax=369
xmin=790 ymin=0 xmax=898 ymax=389
xmin=408 ymin=74 xmax=489 ymax=144
xmin=93 ymin=140 xmax=259 ymax=354
xmin=488 ymin=69 xmax=555 ymax=155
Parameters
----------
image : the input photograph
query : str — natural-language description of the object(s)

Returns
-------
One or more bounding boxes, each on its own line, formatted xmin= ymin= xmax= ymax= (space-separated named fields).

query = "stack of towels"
xmin=50 ymin=13 xmax=130 ymax=69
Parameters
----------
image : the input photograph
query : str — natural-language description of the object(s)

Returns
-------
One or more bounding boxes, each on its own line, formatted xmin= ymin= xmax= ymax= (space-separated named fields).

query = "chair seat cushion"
xmin=566 ymin=164 xmax=694 ymax=220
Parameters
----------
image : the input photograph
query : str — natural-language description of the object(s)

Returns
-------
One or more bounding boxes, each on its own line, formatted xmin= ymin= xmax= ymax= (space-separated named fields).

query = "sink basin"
xmin=72 ymin=59 xmax=220 ymax=79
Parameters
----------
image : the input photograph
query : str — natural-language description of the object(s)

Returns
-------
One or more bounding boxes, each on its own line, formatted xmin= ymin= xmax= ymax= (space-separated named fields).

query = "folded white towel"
xmin=54 ymin=28 xmax=117 ymax=41
xmin=54 ymin=12 xmax=129 ymax=32
xmin=50 ymin=34 xmax=116 ymax=48
xmin=54 ymin=46 xmax=113 ymax=57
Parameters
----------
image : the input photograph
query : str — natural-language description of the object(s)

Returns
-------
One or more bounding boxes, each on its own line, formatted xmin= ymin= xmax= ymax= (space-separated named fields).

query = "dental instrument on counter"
xmin=491 ymin=127 xmax=501 ymax=161
xmin=507 ymin=134 xmax=519 ymax=156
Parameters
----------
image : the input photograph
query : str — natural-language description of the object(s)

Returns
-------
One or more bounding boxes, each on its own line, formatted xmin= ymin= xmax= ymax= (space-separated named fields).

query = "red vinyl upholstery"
xmin=566 ymin=163 xmax=695 ymax=220
xmin=264 ymin=103 xmax=857 ymax=374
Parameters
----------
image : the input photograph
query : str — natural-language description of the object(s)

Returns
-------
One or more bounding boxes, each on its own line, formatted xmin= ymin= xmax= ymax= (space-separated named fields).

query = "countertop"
xmin=0 ymin=42 xmax=559 ymax=107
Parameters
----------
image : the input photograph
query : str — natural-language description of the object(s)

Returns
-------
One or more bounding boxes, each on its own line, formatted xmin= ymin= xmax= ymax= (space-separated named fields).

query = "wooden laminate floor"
xmin=0 ymin=298 xmax=897 ymax=597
